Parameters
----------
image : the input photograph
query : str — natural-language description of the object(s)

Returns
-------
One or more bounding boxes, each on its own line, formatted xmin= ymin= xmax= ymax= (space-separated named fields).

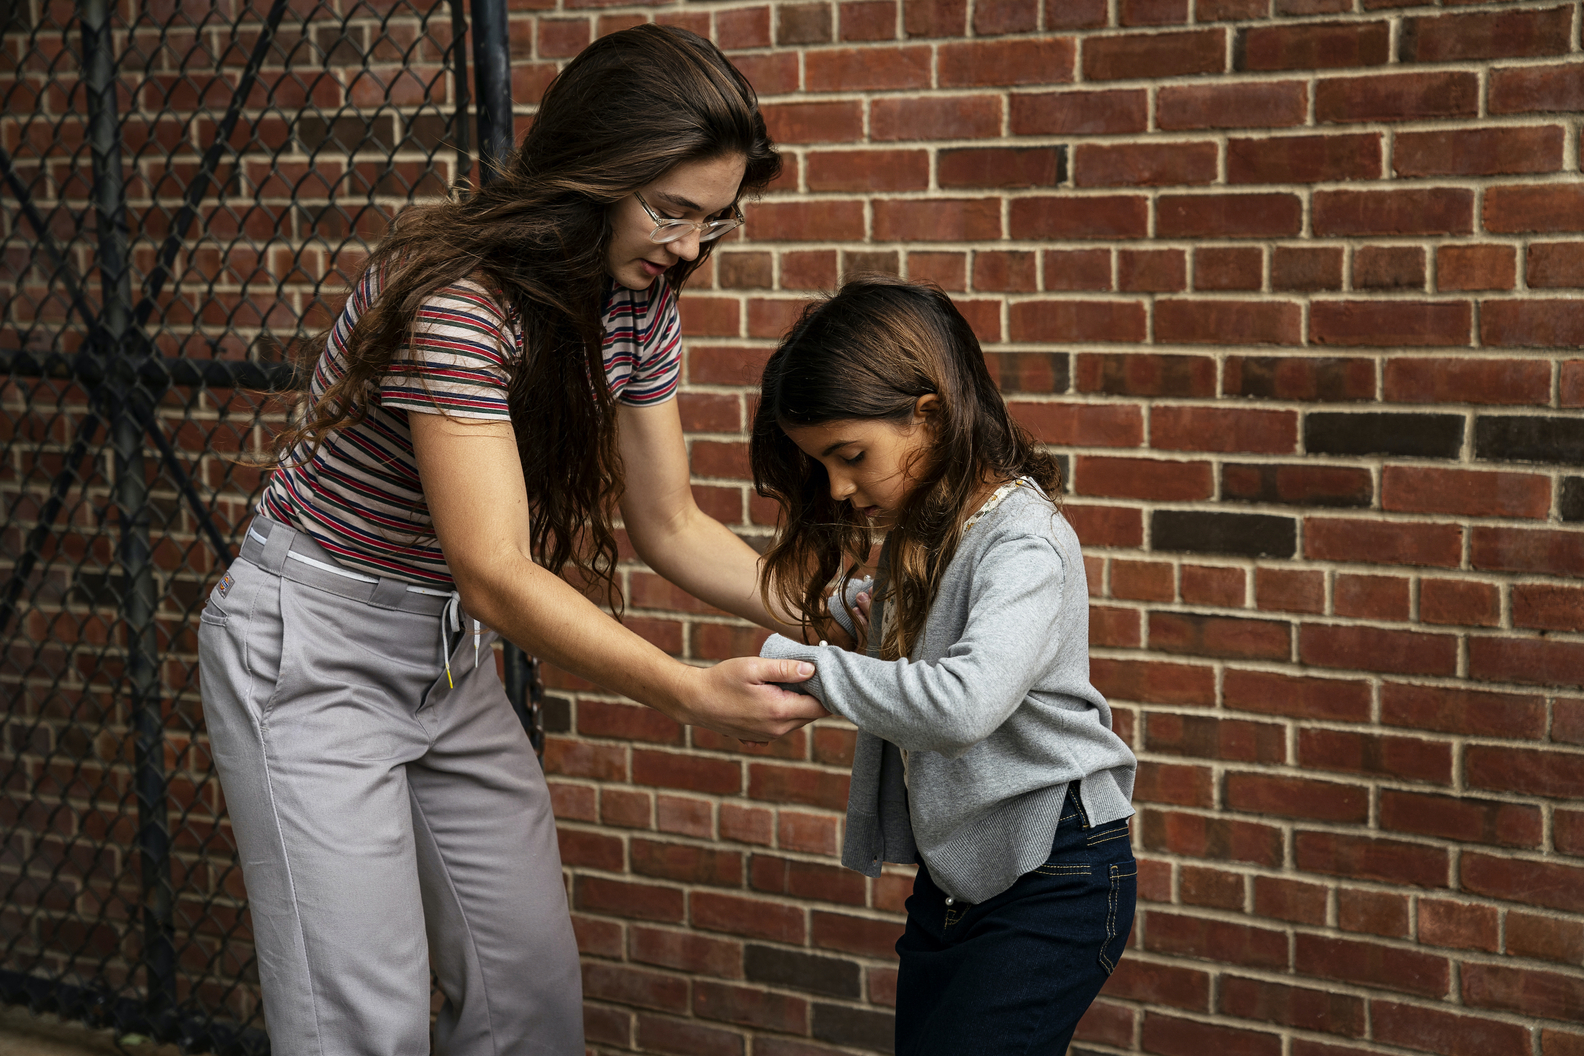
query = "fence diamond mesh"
xmin=0 ymin=0 xmax=530 ymax=1048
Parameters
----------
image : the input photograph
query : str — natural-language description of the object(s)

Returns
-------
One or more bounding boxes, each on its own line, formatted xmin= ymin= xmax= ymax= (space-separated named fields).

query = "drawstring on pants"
xmin=440 ymin=592 xmax=482 ymax=689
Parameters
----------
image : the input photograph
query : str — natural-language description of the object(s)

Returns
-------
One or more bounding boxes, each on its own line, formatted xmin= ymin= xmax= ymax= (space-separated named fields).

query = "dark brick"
xmin=1474 ymin=416 xmax=1584 ymax=466
xmin=1152 ymin=511 xmax=1297 ymax=558
xmin=1305 ymin=413 xmax=1463 ymax=458
xmin=1077 ymin=353 xmax=1216 ymax=397
xmin=744 ymin=944 xmax=861 ymax=999
xmin=812 ymin=1003 xmax=895 ymax=1052
xmin=1227 ymin=356 xmax=1376 ymax=401
xmin=1563 ymin=478 xmax=1584 ymax=522
xmin=1222 ymin=463 xmax=1373 ymax=507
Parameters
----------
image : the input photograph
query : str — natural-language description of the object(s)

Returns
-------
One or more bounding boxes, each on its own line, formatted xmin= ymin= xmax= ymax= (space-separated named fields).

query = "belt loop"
xmin=259 ymin=521 xmax=292 ymax=574
xmin=370 ymin=578 xmax=409 ymax=608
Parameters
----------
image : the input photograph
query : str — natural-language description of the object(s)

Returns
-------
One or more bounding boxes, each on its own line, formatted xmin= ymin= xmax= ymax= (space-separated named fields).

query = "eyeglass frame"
xmin=634 ymin=191 xmax=745 ymax=245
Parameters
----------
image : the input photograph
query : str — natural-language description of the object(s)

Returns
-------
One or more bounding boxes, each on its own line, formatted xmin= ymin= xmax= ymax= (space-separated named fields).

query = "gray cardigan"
xmin=761 ymin=485 xmax=1137 ymax=904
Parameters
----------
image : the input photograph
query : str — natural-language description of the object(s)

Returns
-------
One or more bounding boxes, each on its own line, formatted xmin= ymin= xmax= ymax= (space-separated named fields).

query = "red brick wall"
xmin=516 ymin=2 xmax=1584 ymax=1054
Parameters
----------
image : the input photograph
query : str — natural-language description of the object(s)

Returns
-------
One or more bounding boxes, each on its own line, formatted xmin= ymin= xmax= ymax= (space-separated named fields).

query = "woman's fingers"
xmin=682 ymin=657 xmax=828 ymax=741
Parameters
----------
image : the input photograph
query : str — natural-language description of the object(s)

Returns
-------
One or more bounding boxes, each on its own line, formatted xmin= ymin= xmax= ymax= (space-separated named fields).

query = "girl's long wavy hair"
xmin=752 ymin=277 xmax=1061 ymax=660
xmin=274 ymin=24 xmax=780 ymax=608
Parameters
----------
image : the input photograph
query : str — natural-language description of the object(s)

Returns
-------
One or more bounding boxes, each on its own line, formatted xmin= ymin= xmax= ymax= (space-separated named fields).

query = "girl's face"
xmin=606 ymin=153 xmax=747 ymax=290
xmin=781 ymin=396 xmax=939 ymax=529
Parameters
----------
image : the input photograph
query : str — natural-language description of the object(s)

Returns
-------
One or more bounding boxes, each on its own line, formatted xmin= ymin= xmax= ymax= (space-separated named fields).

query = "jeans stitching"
xmin=1086 ymin=828 xmax=1130 ymax=846
xmin=1033 ymin=863 xmax=1090 ymax=876
xmin=1100 ymin=863 xmax=1137 ymax=975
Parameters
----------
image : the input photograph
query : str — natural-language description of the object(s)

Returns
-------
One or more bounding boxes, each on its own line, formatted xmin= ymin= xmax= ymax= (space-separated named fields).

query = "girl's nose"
xmin=830 ymin=475 xmax=856 ymax=502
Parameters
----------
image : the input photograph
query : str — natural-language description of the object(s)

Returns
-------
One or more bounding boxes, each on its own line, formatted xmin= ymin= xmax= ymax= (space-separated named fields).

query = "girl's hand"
xmin=852 ymin=590 xmax=872 ymax=637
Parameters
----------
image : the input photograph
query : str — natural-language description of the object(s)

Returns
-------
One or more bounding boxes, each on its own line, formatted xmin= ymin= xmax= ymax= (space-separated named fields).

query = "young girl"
xmin=751 ymin=276 xmax=1139 ymax=1055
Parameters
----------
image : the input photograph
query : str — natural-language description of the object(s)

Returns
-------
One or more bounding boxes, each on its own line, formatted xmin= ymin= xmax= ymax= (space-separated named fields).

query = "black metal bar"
xmin=468 ymin=0 xmax=512 ymax=180
xmin=449 ymin=0 xmax=474 ymax=188
xmin=0 ymin=348 xmax=300 ymax=390
xmin=81 ymin=0 xmax=177 ymax=1016
xmin=132 ymin=0 xmax=293 ymax=327
xmin=0 ymin=146 xmax=98 ymax=332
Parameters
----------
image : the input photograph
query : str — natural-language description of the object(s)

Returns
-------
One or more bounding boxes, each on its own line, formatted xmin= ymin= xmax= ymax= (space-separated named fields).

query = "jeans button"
xmin=944 ymin=897 xmax=954 ymax=905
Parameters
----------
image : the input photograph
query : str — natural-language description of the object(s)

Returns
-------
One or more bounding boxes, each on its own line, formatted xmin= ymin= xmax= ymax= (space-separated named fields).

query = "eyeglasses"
xmin=635 ymin=191 xmax=745 ymax=245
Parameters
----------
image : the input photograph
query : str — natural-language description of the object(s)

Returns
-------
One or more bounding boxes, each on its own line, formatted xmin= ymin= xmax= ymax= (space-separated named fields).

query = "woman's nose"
xmin=671 ymin=229 xmax=702 ymax=262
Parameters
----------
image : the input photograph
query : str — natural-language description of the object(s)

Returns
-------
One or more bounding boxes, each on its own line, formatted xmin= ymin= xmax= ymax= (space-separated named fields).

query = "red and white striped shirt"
xmin=259 ymin=268 xmax=682 ymax=585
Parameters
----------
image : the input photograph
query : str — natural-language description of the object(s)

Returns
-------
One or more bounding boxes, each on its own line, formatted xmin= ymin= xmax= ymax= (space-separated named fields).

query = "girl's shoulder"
xmin=966 ymin=481 xmax=1077 ymax=561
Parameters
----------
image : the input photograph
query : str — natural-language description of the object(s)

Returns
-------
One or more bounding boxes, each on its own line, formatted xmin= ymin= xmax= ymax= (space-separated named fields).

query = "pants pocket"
xmin=1100 ymin=860 xmax=1137 ymax=975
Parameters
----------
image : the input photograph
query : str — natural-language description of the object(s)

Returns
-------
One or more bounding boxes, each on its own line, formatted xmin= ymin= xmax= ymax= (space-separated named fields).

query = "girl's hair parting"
xmin=751 ymin=275 xmax=1061 ymax=659
xmin=274 ymin=24 xmax=780 ymax=611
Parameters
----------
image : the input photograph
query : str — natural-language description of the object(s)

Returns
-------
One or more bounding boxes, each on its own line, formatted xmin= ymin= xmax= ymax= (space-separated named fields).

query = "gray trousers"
xmin=198 ymin=516 xmax=583 ymax=1056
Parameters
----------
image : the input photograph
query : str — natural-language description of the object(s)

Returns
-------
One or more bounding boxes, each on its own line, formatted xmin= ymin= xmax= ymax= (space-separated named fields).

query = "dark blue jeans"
xmin=894 ymin=785 xmax=1136 ymax=1056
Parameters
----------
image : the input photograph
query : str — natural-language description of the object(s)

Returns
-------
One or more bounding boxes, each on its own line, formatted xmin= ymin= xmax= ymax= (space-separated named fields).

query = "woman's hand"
xmin=678 ymin=657 xmax=828 ymax=741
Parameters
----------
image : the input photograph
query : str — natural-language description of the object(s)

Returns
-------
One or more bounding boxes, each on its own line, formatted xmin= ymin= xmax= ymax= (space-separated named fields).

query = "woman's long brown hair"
xmin=751 ymin=277 xmax=1061 ymax=659
xmin=274 ymin=25 xmax=780 ymax=607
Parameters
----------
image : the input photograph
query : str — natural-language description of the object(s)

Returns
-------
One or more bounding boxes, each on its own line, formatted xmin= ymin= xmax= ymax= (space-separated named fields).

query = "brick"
xmin=1199 ymin=0 xmax=1266 ymax=18
xmin=1302 ymin=728 xmax=1451 ymax=784
xmin=1381 ymin=790 xmax=1542 ymax=848
xmin=1372 ymin=1000 xmax=1530 ymax=1056
xmin=974 ymin=0 xmax=1037 ymax=34
xmin=752 ymin=854 xmax=866 ymax=905
xmin=1514 ymin=583 xmax=1584 ymax=633
xmin=1011 ymin=402 xmax=1141 ymax=447
xmin=1134 ymin=761 xmax=1215 ymax=806
xmin=1272 ymin=245 xmax=1344 ymax=291
xmin=577 ymin=876 xmax=686 ymax=923
xmin=1471 ymin=527 xmax=1584 ymax=577
xmin=841 ymin=249 xmax=901 ymax=281
xmin=1227 ymin=133 xmax=1381 ymax=184
xmin=1492 ymin=62 xmax=1584 ymax=114
xmin=1240 ymin=21 xmax=1389 ymax=70
xmin=1226 ymin=773 xmax=1367 ymax=822
xmin=1507 ymin=910 xmax=1584 ymax=965
xmin=1111 ymin=559 xmax=1176 ymax=601
xmin=1225 ymin=669 xmax=1371 ymax=724
xmin=1314 ymin=297 xmax=1473 ymax=348
xmin=903 ymin=0 xmax=965 ymax=36
xmin=973 ymin=251 xmax=1038 ymax=293
xmin=1085 ymin=29 xmax=1226 ymax=80
xmin=1353 ymin=245 xmax=1424 ymax=290
xmin=692 ymin=980 xmax=808 ymax=1032
xmin=1343 ymin=887 xmax=1413 ymax=940
xmin=1382 ymin=466 xmax=1550 ymax=519
xmin=1418 ymin=900 xmax=1500 ymax=953
xmin=1140 ymin=808 xmax=1282 ymax=868
xmin=939 ymin=37 xmax=1076 ymax=86
xmin=810 ymin=910 xmax=902 ymax=960
xmin=806 ymin=44 xmax=930 ymax=91
xmin=1223 ymin=463 xmax=1373 ymax=508
xmin=1467 ymin=745 xmax=1584 ymax=799
xmin=1072 ymin=457 xmax=1211 ymax=502
xmin=1145 ymin=911 xmax=1288 ymax=970
xmin=1315 ymin=188 xmax=1474 ymax=237
xmin=1180 ymin=564 xmax=1244 ymax=607
xmin=1316 ymin=71 xmax=1479 ymax=123
xmin=811 ymin=1003 xmax=893 ymax=1050
xmin=1419 ymin=579 xmax=1501 ymax=628
xmin=760 ymin=102 xmax=863 ymax=145
xmin=1294 ymin=934 xmax=1450 ymax=999
xmin=1253 ymin=876 xmax=1329 ymax=925
xmin=1121 ymin=0 xmax=1188 ymax=25
xmin=1464 ymin=852 xmax=1584 ymax=913
xmin=1403 ymin=6 xmax=1574 ymax=63
xmin=1151 ymin=612 xmax=1290 ymax=661
xmin=1463 ymin=962 xmax=1584 ymax=1023
xmin=1545 ymin=1031 xmax=1584 ymax=1056
xmin=1332 ymin=573 xmax=1409 ymax=620
xmin=1046 ymin=0 xmax=1107 ymax=28
xmin=939 ymin=146 xmax=1063 ymax=189
xmin=1093 ymin=658 xmax=1216 ymax=706
xmin=717 ymin=6 xmax=771 ymax=47
xmin=1042 ymin=249 xmax=1112 ymax=290
xmin=1152 ymin=510 xmax=1297 ymax=558
xmin=1073 ymin=1000 xmax=1137 ymax=1048
xmin=1305 ymin=412 xmax=1462 ymax=458
xmin=1561 ymin=701 xmax=1584 ymax=748
xmin=1195 ymin=247 xmax=1262 ymax=291
xmin=871 ymin=94 xmax=1001 ymax=140
xmin=545 ymin=739 xmax=627 ymax=781
xmin=908 ymin=250 xmax=967 ymax=290
xmin=875 ymin=197 xmax=1001 ymax=242
xmin=581 ymin=700 xmax=685 ymax=745
xmin=1077 ymin=352 xmax=1215 ymax=396
xmin=630 ymin=839 xmax=743 ymax=887
xmin=747 ymin=764 xmax=849 ymax=811
xmin=1158 ymin=408 xmax=1296 ymax=454
xmin=1227 ymin=356 xmax=1373 ymax=402
xmin=1300 ymin=624 xmax=1457 ymax=677
xmin=806 ymin=149 xmax=927 ymax=192
xmin=1469 ymin=636 xmax=1584 ymax=689
xmin=744 ymin=200 xmax=864 ymax=241
xmin=633 ymin=750 xmax=742 ymax=795
xmin=1155 ymin=301 xmax=1301 ymax=347
xmin=630 ymin=926 xmax=742 ymax=978
xmin=1013 ymin=195 xmax=1149 ymax=240
xmin=1158 ymin=81 xmax=1307 ymax=131
xmin=1387 ymin=358 xmax=1550 ymax=406
xmin=1255 ymin=568 xmax=1325 ymax=613
xmin=1010 ymin=300 xmax=1146 ymax=343
xmin=1438 ymin=244 xmax=1517 ymax=291
xmin=1066 ymin=504 xmax=1146 ymax=548
xmin=1478 ymin=416 xmax=1584 ymax=465
xmin=1180 ymin=865 xmax=1246 ymax=910
xmin=690 ymin=892 xmax=805 ymax=943
xmin=1075 ymin=142 xmax=1217 ymax=188
xmin=1141 ymin=1012 xmax=1281 ymax=1056
xmin=1396 ymin=126 xmax=1565 ymax=178
xmin=583 ymin=962 xmax=689 ymax=1013
xmin=1158 ymin=193 xmax=1302 ymax=239
xmin=1012 ymin=89 xmax=1148 ymax=135
xmin=1484 ymin=185 xmax=1584 ymax=234
xmin=636 ymin=1013 xmax=743 ymax=1056
xmin=1104 ymin=959 xmax=1211 ymax=1011
xmin=777 ymin=2 xmax=831 ymax=43
xmin=1296 ymin=832 xmax=1448 ymax=890
xmin=1530 ymin=241 xmax=1584 ymax=288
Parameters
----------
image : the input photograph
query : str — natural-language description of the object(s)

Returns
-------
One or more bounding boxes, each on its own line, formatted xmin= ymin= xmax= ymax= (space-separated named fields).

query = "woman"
xmin=198 ymin=25 xmax=821 ymax=1055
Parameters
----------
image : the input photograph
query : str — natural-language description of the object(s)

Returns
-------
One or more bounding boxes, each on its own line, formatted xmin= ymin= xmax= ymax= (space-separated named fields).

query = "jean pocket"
xmin=1099 ymin=860 xmax=1137 ymax=975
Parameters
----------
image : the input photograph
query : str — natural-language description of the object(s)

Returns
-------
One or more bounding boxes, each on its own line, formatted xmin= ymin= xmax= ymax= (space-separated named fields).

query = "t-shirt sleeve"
xmin=378 ymin=281 xmax=517 ymax=421
xmin=611 ymin=279 xmax=682 ymax=407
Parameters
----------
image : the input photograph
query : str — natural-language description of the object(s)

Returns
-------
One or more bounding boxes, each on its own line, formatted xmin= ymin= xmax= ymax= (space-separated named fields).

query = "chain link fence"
xmin=0 ymin=0 xmax=531 ymax=1048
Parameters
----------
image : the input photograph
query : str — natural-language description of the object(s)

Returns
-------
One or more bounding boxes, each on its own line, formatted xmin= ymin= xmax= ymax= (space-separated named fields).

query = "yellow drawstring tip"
xmin=447 ymin=671 xmax=454 ymax=688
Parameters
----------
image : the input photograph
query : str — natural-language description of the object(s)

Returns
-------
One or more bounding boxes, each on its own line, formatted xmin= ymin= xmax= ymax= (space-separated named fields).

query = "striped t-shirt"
xmin=258 ymin=268 xmax=682 ymax=585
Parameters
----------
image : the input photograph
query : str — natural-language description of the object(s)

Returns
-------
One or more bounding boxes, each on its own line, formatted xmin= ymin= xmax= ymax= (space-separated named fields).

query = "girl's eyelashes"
xmin=842 ymin=452 xmax=865 ymax=466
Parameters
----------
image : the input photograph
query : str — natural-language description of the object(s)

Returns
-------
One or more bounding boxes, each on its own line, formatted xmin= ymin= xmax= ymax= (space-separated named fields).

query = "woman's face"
xmin=606 ymin=153 xmax=747 ymax=290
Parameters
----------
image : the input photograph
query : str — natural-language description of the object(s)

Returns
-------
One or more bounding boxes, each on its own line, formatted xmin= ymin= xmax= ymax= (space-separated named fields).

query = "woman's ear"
xmin=912 ymin=393 xmax=940 ymax=426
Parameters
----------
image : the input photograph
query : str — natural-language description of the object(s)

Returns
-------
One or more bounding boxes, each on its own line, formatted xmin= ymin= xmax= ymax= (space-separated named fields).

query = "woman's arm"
xmin=410 ymin=410 xmax=823 ymax=741
xmin=616 ymin=400 xmax=806 ymax=636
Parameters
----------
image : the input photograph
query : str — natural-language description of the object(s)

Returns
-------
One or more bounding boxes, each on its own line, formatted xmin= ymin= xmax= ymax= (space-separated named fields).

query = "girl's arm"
xmin=616 ymin=400 xmax=806 ymax=637
xmin=411 ymin=411 xmax=823 ymax=741
xmin=761 ymin=532 xmax=1081 ymax=757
